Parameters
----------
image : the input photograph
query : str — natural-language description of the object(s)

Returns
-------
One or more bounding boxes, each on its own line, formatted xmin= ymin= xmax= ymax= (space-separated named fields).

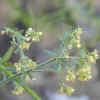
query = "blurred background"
xmin=0 ymin=0 xmax=100 ymax=100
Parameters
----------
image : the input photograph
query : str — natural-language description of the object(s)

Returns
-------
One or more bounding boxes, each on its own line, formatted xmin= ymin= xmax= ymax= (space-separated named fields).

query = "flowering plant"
xmin=0 ymin=27 xmax=98 ymax=99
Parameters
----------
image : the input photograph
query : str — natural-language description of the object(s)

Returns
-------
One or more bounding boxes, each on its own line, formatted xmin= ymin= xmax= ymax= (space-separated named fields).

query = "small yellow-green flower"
xmin=66 ymin=71 xmax=76 ymax=82
xmin=14 ymin=63 xmax=22 ymax=72
xmin=58 ymin=86 xmax=64 ymax=94
xmin=25 ymin=75 xmax=31 ymax=82
xmin=19 ymin=42 xmax=30 ymax=50
xmin=64 ymin=87 xmax=75 ymax=96
xmin=26 ymin=61 xmax=37 ymax=68
xmin=77 ymin=65 xmax=92 ymax=81
xmin=12 ymin=87 xmax=24 ymax=95
xmin=88 ymin=56 xmax=95 ymax=63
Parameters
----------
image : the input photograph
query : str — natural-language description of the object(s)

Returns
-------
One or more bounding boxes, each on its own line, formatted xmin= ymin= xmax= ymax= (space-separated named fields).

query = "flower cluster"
xmin=66 ymin=69 xmax=76 ymax=83
xmin=19 ymin=42 xmax=30 ymax=50
xmin=14 ymin=56 xmax=37 ymax=72
xmin=58 ymin=27 xmax=99 ymax=96
xmin=0 ymin=27 xmax=43 ymax=50
xmin=87 ymin=49 xmax=99 ymax=63
xmin=77 ymin=64 xmax=92 ymax=81
xmin=25 ymin=28 xmax=43 ymax=42
xmin=68 ymin=27 xmax=82 ymax=49
xmin=58 ymin=86 xmax=75 ymax=96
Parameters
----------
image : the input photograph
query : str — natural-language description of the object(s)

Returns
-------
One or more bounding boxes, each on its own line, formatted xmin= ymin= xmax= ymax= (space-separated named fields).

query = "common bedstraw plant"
xmin=0 ymin=27 xmax=99 ymax=99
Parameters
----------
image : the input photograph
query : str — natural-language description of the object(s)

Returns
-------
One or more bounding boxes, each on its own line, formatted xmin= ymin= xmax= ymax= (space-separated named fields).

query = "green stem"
xmin=23 ymin=85 xmax=41 ymax=100
xmin=0 ymin=57 xmax=56 ymax=86
xmin=0 ymin=47 xmax=14 ymax=64
xmin=0 ymin=56 xmax=80 ymax=86
xmin=0 ymin=69 xmax=56 ymax=86
xmin=0 ymin=64 xmax=41 ymax=100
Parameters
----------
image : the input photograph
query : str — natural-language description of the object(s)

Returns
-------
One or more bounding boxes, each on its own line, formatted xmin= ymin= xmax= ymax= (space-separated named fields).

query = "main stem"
xmin=0 ymin=57 xmax=56 ymax=86
xmin=0 ymin=56 xmax=79 ymax=86
xmin=0 ymin=64 xmax=41 ymax=100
